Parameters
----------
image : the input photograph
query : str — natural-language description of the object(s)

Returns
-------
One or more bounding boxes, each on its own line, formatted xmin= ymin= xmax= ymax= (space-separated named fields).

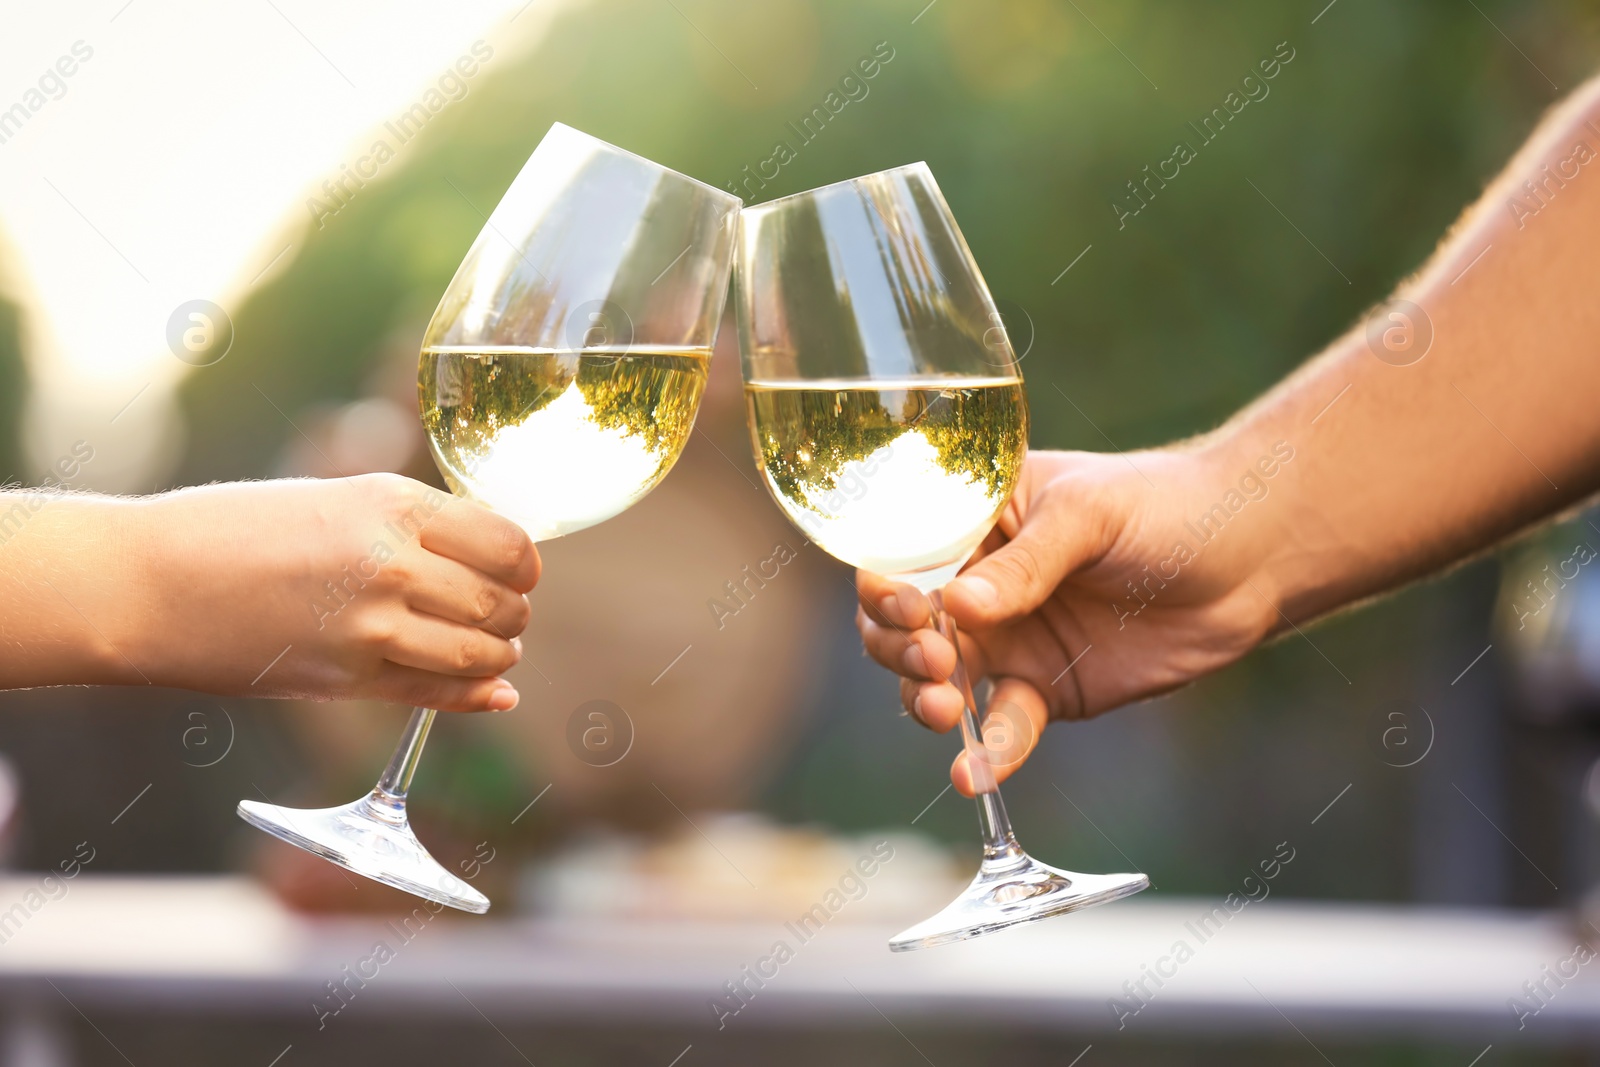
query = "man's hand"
xmin=861 ymin=77 xmax=1600 ymax=797
xmin=857 ymin=448 xmax=1277 ymax=796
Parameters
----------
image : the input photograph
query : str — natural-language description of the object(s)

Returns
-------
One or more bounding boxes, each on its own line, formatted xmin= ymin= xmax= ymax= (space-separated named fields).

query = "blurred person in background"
xmin=862 ymin=72 xmax=1600 ymax=795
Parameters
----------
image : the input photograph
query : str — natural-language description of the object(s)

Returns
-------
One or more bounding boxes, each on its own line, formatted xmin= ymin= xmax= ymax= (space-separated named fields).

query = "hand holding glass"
xmin=734 ymin=164 xmax=1148 ymax=950
xmin=238 ymin=125 xmax=739 ymax=912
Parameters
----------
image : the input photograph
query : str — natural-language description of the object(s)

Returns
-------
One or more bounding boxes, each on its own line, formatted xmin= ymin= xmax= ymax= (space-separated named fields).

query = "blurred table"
xmin=0 ymin=875 xmax=1595 ymax=1059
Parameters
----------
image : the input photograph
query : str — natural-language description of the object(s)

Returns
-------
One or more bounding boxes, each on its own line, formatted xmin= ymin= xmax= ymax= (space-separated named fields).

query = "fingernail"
xmin=511 ymin=637 xmax=524 ymax=658
xmin=487 ymin=682 xmax=519 ymax=711
xmin=951 ymin=753 xmax=971 ymax=797
xmin=959 ymin=575 xmax=998 ymax=610
xmin=911 ymin=692 xmax=925 ymax=725
xmin=903 ymin=643 xmax=926 ymax=676
xmin=877 ymin=595 xmax=900 ymax=624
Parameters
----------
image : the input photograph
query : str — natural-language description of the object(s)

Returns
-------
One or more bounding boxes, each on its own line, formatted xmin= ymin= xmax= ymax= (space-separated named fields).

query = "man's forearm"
xmin=1206 ymin=74 xmax=1600 ymax=626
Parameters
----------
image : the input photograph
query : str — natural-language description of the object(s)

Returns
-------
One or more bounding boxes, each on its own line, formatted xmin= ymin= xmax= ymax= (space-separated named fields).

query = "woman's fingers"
xmin=417 ymin=496 xmax=541 ymax=592
xmin=950 ymin=677 xmax=1050 ymax=797
xmin=381 ymin=611 xmax=522 ymax=678
xmin=371 ymin=662 xmax=519 ymax=713
xmin=402 ymin=552 xmax=531 ymax=637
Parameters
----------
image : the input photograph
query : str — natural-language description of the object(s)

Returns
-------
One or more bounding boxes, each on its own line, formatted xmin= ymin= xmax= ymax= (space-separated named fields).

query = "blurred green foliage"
xmin=177 ymin=0 xmax=1600 ymax=473
xmin=0 ymin=293 xmax=25 ymax=485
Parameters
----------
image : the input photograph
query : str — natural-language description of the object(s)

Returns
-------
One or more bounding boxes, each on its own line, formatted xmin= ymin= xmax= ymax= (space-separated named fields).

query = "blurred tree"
xmin=0 ymin=292 xmax=25 ymax=486
xmin=179 ymin=0 xmax=1600 ymax=472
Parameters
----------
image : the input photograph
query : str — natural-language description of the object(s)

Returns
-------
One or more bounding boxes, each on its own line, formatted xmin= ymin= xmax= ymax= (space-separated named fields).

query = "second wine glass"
xmin=238 ymin=124 xmax=741 ymax=912
xmin=734 ymin=163 xmax=1148 ymax=950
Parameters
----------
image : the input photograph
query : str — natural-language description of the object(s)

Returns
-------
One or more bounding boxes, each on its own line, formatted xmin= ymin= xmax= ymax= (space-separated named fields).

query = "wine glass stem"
xmin=929 ymin=589 xmax=1019 ymax=859
xmin=372 ymin=706 xmax=437 ymax=817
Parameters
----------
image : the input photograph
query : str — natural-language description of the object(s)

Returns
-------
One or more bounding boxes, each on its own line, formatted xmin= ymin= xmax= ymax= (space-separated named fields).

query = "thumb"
xmin=945 ymin=490 xmax=1105 ymax=627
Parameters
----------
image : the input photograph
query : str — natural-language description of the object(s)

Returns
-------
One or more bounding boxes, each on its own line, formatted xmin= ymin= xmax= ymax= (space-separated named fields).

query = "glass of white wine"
xmin=238 ymin=124 xmax=740 ymax=912
xmin=735 ymin=164 xmax=1148 ymax=950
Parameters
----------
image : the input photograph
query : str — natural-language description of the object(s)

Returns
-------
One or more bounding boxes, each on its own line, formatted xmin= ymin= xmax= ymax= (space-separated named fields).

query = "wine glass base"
xmin=237 ymin=794 xmax=489 ymax=914
xmin=889 ymin=845 xmax=1147 ymax=952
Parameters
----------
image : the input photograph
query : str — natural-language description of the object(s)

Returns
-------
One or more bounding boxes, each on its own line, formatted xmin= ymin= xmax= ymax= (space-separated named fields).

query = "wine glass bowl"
xmin=743 ymin=375 xmax=1027 ymax=592
xmin=737 ymin=163 xmax=1029 ymax=591
xmin=421 ymin=345 xmax=711 ymax=540
xmin=734 ymin=163 xmax=1148 ymax=950
xmin=238 ymin=124 xmax=740 ymax=913
xmin=420 ymin=122 xmax=737 ymax=541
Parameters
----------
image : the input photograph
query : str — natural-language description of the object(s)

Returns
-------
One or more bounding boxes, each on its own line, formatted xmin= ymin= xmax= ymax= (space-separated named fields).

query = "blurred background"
xmin=2 ymin=0 xmax=1600 ymax=1063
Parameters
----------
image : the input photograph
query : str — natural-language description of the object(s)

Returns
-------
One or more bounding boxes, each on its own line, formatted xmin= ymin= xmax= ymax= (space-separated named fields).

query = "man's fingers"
xmin=858 ymin=612 xmax=957 ymax=681
xmin=934 ymin=470 xmax=1126 ymax=630
xmin=416 ymin=496 xmax=541 ymax=592
xmin=950 ymin=677 xmax=1049 ymax=797
xmin=902 ymin=678 xmax=965 ymax=733
xmin=943 ymin=521 xmax=1068 ymax=627
xmin=856 ymin=570 xmax=933 ymax=629
xmin=372 ymin=663 xmax=519 ymax=713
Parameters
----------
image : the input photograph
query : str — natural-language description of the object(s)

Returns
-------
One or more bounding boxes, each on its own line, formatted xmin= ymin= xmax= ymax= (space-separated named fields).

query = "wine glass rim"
xmin=741 ymin=161 xmax=933 ymax=214
xmin=545 ymin=121 xmax=744 ymax=207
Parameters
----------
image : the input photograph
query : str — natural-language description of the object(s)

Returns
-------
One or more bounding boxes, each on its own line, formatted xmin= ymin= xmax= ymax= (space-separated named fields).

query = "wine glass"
xmin=238 ymin=124 xmax=740 ymax=912
xmin=733 ymin=163 xmax=1148 ymax=950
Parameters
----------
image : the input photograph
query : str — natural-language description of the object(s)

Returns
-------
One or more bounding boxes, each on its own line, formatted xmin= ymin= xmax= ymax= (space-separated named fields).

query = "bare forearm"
xmin=0 ymin=493 xmax=148 ymax=688
xmin=1209 ymin=74 xmax=1600 ymax=625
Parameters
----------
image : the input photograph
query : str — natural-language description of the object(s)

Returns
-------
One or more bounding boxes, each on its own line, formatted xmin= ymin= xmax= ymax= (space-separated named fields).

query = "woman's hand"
xmin=857 ymin=447 xmax=1280 ymax=795
xmin=0 ymin=473 xmax=539 ymax=712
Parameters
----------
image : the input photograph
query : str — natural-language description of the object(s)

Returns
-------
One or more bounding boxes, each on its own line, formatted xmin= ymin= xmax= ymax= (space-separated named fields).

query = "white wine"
xmin=421 ymin=346 xmax=709 ymax=540
xmin=745 ymin=377 xmax=1027 ymax=587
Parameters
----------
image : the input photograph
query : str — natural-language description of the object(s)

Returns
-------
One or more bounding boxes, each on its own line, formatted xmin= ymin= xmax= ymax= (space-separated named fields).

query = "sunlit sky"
xmin=0 ymin=0 xmax=568 ymax=481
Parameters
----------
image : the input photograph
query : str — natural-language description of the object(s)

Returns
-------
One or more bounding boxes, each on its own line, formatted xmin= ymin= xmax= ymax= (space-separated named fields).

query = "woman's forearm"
xmin=1211 ymin=73 xmax=1600 ymax=627
xmin=0 ymin=492 xmax=148 ymax=688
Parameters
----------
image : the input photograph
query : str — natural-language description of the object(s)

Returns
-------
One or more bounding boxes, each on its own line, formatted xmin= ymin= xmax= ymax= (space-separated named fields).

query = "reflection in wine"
xmin=421 ymin=346 xmax=711 ymax=541
xmin=746 ymin=377 xmax=1026 ymax=587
